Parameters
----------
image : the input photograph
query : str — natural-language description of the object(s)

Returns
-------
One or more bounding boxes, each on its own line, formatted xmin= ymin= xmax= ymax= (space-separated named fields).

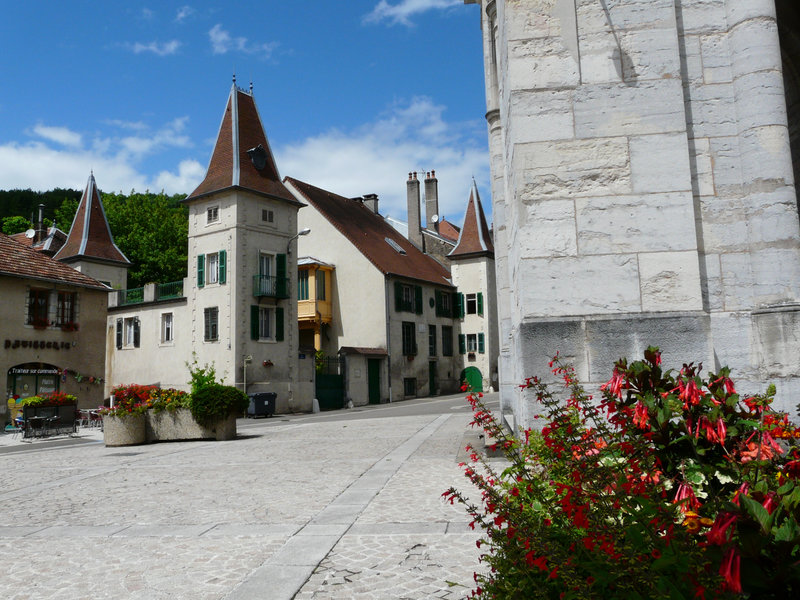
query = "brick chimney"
xmin=424 ymin=170 xmax=439 ymax=232
xmin=406 ymin=172 xmax=422 ymax=247
xmin=363 ymin=193 xmax=379 ymax=214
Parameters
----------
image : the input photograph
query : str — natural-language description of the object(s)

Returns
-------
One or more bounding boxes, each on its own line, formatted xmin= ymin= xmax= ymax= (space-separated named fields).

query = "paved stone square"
xmin=0 ymin=401 xmax=487 ymax=599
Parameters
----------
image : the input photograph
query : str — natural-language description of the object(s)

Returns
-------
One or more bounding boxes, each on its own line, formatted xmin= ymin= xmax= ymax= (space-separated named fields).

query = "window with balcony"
xmin=298 ymin=270 xmax=309 ymax=300
xmin=316 ymin=269 xmax=326 ymax=301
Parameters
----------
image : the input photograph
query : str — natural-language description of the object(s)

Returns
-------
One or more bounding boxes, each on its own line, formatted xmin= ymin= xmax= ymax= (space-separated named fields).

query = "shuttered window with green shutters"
xmin=219 ymin=250 xmax=227 ymax=284
xmin=250 ymin=305 xmax=259 ymax=340
xmin=478 ymin=332 xmax=485 ymax=354
xmin=458 ymin=333 xmax=466 ymax=355
xmin=197 ymin=255 xmax=205 ymax=288
xmin=275 ymin=254 xmax=287 ymax=297
xmin=275 ymin=307 xmax=284 ymax=341
xmin=477 ymin=292 xmax=483 ymax=316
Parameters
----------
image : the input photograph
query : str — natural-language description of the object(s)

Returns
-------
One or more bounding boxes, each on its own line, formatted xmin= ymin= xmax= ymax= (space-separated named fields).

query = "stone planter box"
xmin=103 ymin=413 xmax=146 ymax=446
xmin=146 ymin=408 xmax=236 ymax=442
xmin=104 ymin=408 xmax=236 ymax=446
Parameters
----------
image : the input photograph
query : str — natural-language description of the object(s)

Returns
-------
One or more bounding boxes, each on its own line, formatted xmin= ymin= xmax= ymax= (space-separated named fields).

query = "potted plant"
xmin=100 ymin=388 xmax=150 ymax=446
xmin=188 ymin=384 xmax=248 ymax=441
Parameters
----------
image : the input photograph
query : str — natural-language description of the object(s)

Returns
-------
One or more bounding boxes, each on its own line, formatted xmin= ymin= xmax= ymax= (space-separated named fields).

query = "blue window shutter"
xmin=197 ymin=255 xmax=205 ymax=288
xmin=219 ymin=250 xmax=227 ymax=284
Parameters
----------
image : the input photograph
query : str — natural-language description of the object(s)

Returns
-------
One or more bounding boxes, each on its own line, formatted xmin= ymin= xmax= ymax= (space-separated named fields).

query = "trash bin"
xmin=247 ymin=392 xmax=276 ymax=418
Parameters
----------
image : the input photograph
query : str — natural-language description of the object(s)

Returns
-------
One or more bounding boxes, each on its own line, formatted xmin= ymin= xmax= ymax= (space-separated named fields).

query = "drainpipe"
xmin=384 ymin=277 xmax=393 ymax=403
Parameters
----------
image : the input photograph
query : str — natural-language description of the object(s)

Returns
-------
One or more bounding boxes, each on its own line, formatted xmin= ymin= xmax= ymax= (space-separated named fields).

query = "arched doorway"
xmin=7 ymin=363 xmax=60 ymax=399
xmin=460 ymin=366 xmax=483 ymax=393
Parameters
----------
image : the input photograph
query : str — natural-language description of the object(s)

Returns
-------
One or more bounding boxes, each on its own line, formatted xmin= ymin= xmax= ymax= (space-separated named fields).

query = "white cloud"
xmin=131 ymin=40 xmax=181 ymax=56
xmin=364 ymin=0 xmax=462 ymax=26
xmin=175 ymin=5 xmax=194 ymax=22
xmin=153 ymin=159 xmax=205 ymax=193
xmin=208 ymin=24 xmax=277 ymax=57
xmin=0 ymin=117 xmax=200 ymax=196
xmin=275 ymin=97 xmax=489 ymax=224
xmin=31 ymin=124 xmax=82 ymax=148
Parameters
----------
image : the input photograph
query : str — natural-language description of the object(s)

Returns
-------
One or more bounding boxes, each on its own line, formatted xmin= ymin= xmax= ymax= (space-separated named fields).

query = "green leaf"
xmin=740 ymin=494 xmax=774 ymax=533
xmin=774 ymin=518 xmax=800 ymax=543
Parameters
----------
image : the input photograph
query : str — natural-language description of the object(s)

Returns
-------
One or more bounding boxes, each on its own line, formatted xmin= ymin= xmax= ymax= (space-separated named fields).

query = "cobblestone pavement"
xmin=0 ymin=401 xmax=486 ymax=599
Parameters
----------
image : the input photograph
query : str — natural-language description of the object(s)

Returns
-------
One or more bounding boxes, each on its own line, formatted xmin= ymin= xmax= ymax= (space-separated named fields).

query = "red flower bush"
xmin=445 ymin=348 xmax=800 ymax=599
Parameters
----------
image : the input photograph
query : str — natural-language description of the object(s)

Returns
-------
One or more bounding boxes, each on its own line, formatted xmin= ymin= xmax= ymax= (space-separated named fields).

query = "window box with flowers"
xmin=60 ymin=322 xmax=79 ymax=332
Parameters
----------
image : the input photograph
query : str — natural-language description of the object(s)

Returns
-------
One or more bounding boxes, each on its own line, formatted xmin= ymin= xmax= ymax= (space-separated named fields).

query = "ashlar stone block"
xmin=575 ymin=192 xmax=697 ymax=255
xmin=509 ymin=89 xmax=574 ymax=144
xmin=517 ymin=254 xmax=641 ymax=317
xmin=639 ymin=251 xmax=704 ymax=312
xmin=574 ymin=79 xmax=687 ymax=138
xmin=508 ymin=37 xmax=579 ymax=91
xmin=518 ymin=198 xmax=577 ymax=258
xmin=629 ymin=132 xmax=693 ymax=193
xmin=513 ymin=137 xmax=631 ymax=200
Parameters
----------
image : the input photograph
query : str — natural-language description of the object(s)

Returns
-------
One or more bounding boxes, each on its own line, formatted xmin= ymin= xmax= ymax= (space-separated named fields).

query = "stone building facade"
xmin=466 ymin=0 xmax=800 ymax=427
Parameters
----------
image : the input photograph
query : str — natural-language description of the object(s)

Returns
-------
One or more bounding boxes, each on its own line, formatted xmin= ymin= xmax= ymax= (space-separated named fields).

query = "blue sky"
xmin=0 ymin=1 xmax=489 ymax=226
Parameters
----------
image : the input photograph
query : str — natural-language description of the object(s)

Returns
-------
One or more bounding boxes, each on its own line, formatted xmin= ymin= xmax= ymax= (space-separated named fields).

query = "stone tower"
xmin=466 ymin=0 xmax=800 ymax=427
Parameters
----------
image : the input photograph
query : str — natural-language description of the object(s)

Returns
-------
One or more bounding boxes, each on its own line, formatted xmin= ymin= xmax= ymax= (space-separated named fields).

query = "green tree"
xmin=2 ymin=215 xmax=32 ymax=235
xmin=54 ymin=197 xmax=80 ymax=231
xmin=102 ymin=191 xmax=188 ymax=287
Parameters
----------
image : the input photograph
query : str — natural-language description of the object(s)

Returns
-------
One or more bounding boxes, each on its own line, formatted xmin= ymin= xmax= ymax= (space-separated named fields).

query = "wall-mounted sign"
xmin=4 ymin=339 xmax=72 ymax=351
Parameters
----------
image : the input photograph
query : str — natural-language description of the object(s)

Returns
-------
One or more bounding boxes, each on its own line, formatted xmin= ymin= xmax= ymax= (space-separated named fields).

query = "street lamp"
xmin=287 ymin=227 xmax=311 ymax=253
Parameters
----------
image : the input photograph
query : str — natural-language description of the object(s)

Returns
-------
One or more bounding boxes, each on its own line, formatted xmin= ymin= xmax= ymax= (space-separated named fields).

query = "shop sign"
xmin=4 ymin=339 xmax=73 ymax=351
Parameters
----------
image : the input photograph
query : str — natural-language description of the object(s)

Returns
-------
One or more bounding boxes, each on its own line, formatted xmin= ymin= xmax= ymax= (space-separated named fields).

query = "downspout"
xmin=384 ymin=277 xmax=393 ymax=403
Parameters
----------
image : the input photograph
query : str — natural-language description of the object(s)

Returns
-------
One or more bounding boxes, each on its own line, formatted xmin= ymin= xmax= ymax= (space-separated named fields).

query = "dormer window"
xmin=207 ymin=206 xmax=219 ymax=224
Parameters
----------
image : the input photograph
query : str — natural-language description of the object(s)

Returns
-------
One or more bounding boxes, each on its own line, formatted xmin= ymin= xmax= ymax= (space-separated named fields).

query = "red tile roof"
xmin=437 ymin=218 xmax=461 ymax=242
xmin=285 ymin=177 xmax=453 ymax=288
xmin=10 ymin=227 xmax=67 ymax=255
xmin=449 ymin=181 xmax=494 ymax=258
xmin=54 ymin=173 xmax=130 ymax=266
xmin=0 ymin=233 xmax=108 ymax=290
xmin=187 ymin=84 xmax=298 ymax=205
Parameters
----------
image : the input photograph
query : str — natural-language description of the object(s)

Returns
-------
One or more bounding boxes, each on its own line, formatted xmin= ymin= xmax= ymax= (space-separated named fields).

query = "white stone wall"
xmin=469 ymin=0 xmax=800 ymax=424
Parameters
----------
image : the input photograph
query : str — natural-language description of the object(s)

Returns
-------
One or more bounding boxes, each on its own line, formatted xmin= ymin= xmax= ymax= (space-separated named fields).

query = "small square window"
xmin=207 ymin=206 xmax=219 ymax=223
xmin=262 ymin=209 xmax=274 ymax=222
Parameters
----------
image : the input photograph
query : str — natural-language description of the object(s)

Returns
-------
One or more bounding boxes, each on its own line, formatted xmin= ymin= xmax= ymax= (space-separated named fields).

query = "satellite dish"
xmin=24 ymin=229 xmax=35 ymax=239
xmin=431 ymin=214 xmax=439 ymax=223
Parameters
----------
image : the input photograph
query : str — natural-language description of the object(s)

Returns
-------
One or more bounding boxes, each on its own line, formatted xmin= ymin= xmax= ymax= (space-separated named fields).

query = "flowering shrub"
xmin=21 ymin=392 xmax=77 ymax=406
xmin=444 ymin=348 xmax=800 ymax=599
xmin=145 ymin=387 xmax=190 ymax=412
xmin=101 ymin=384 xmax=159 ymax=418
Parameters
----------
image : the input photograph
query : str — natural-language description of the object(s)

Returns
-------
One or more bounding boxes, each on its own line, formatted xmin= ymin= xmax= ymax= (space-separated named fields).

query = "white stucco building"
xmin=105 ymin=83 xmax=313 ymax=412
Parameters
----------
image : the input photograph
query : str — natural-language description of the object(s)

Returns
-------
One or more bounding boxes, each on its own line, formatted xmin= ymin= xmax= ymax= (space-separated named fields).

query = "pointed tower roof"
xmin=186 ymin=82 xmax=298 ymax=205
xmin=54 ymin=173 xmax=130 ymax=266
xmin=449 ymin=181 xmax=494 ymax=259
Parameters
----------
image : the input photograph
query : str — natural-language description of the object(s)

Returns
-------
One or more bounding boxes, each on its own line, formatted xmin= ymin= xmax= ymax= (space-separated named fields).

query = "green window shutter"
xmin=275 ymin=307 xmax=284 ymax=341
xmin=451 ymin=292 xmax=458 ymax=318
xmin=458 ymin=334 xmax=466 ymax=355
xmin=415 ymin=285 xmax=423 ymax=315
xmin=394 ymin=282 xmax=402 ymax=311
xmin=478 ymin=332 xmax=485 ymax=354
xmin=477 ymin=292 xmax=484 ymax=316
xmin=276 ymin=253 xmax=287 ymax=297
xmin=197 ymin=254 xmax=205 ymax=288
xmin=456 ymin=293 xmax=465 ymax=318
xmin=250 ymin=305 xmax=259 ymax=340
xmin=219 ymin=250 xmax=227 ymax=284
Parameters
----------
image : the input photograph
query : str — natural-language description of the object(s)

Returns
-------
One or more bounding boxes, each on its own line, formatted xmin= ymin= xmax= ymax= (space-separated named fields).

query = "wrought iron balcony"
xmin=253 ymin=275 xmax=289 ymax=299
xmin=156 ymin=280 xmax=184 ymax=300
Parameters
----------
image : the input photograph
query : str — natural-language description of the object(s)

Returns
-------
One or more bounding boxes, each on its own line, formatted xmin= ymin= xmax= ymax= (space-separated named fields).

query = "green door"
xmin=428 ymin=361 xmax=438 ymax=396
xmin=460 ymin=366 xmax=483 ymax=393
xmin=368 ymin=358 xmax=381 ymax=404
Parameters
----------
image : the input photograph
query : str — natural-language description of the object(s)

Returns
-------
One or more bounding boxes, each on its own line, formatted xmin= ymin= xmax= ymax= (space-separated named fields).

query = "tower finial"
xmin=249 ymin=80 xmax=253 ymax=94
xmin=232 ymin=72 xmax=236 ymax=85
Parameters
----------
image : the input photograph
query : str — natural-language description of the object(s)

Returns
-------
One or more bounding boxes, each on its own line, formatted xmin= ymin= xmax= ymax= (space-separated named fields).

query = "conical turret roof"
xmin=54 ymin=173 xmax=130 ymax=266
xmin=449 ymin=181 xmax=494 ymax=259
xmin=186 ymin=82 xmax=297 ymax=204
